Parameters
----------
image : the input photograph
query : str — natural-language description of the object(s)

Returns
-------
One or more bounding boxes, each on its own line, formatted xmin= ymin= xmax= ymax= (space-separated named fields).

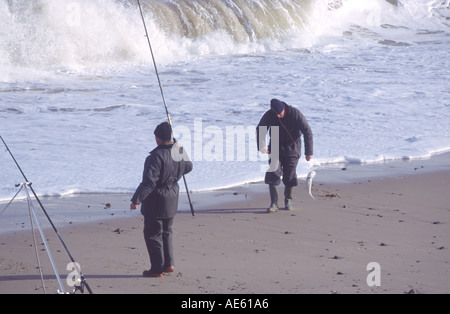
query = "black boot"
xmin=284 ymin=186 xmax=294 ymax=211
xmin=267 ymin=185 xmax=279 ymax=213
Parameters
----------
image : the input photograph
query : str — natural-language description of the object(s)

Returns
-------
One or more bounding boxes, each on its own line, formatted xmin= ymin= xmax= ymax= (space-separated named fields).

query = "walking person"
xmin=130 ymin=122 xmax=193 ymax=277
xmin=257 ymin=99 xmax=313 ymax=213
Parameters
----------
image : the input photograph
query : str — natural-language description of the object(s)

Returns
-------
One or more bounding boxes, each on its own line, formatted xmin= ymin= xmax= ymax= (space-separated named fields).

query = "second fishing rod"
xmin=0 ymin=135 xmax=93 ymax=294
xmin=137 ymin=0 xmax=195 ymax=217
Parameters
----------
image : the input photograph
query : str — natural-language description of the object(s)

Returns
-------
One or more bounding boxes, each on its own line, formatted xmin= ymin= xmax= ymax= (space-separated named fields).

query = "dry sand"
xmin=0 ymin=164 xmax=449 ymax=294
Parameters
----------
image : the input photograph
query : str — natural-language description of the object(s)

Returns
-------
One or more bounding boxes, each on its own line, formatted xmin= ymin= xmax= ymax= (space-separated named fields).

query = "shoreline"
xmin=2 ymin=150 xmax=449 ymax=204
xmin=313 ymin=151 xmax=450 ymax=184
xmin=0 ymin=151 xmax=449 ymax=237
xmin=1 ymin=153 xmax=449 ymax=294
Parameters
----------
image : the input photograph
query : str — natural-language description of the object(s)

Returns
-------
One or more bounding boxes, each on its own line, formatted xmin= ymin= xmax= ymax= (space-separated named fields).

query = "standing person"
xmin=257 ymin=99 xmax=313 ymax=213
xmin=130 ymin=122 xmax=193 ymax=278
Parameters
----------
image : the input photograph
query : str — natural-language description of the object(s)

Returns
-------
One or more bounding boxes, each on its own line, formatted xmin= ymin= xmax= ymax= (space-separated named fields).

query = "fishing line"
xmin=136 ymin=0 xmax=195 ymax=216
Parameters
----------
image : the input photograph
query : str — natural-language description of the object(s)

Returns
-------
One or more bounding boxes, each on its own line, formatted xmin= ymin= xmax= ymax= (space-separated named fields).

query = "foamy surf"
xmin=2 ymin=0 xmax=448 ymax=73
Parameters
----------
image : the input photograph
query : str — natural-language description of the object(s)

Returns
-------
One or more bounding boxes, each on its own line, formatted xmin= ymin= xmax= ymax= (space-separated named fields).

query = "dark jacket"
xmin=257 ymin=104 xmax=313 ymax=158
xmin=131 ymin=142 xmax=193 ymax=219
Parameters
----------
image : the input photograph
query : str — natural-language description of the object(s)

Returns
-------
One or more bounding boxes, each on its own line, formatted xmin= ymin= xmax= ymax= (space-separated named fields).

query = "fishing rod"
xmin=137 ymin=0 xmax=195 ymax=217
xmin=0 ymin=135 xmax=93 ymax=294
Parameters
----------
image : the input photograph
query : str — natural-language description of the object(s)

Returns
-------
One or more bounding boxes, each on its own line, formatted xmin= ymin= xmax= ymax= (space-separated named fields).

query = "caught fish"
xmin=306 ymin=171 xmax=316 ymax=200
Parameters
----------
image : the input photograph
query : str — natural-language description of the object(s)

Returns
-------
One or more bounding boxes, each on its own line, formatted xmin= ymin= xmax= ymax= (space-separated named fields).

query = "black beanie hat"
xmin=271 ymin=99 xmax=286 ymax=114
xmin=154 ymin=122 xmax=172 ymax=141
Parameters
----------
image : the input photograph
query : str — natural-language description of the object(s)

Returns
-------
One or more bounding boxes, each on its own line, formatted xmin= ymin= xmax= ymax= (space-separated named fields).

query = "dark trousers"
xmin=143 ymin=216 xmax=175 ymax=274
xmin=265 ymin=155 xmax=300 ymax=187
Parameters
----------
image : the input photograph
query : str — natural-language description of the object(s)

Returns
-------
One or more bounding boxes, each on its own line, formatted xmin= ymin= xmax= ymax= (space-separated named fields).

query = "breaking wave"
xmin=0 ymin=0 xmax=449 ymax=74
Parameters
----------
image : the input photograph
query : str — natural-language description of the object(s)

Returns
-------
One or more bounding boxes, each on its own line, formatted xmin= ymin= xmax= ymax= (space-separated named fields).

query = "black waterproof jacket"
xmin=257 ymin=104 xmax=313 ymax=158
xmin=131 ymin=143 xmax=193 ymax=219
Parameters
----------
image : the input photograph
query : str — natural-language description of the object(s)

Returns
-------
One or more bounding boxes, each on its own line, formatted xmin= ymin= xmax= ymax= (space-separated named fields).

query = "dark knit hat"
xmin=271 ymin=99 xmax=286 ymax=114
xmin=154 ymin=122 xmax=172 ymax=141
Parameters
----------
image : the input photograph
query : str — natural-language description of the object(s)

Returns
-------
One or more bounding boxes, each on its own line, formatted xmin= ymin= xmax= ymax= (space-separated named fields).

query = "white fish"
xmin=306 ymin=171 xmax=316 ymax=200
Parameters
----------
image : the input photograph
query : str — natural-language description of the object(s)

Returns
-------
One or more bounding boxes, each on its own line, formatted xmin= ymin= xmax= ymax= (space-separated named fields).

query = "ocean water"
xmin=1 ymin=0 xmax=450 ymax=204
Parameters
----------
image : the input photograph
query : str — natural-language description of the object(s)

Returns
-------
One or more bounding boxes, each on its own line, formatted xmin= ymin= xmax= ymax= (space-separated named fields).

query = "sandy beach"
xmin=1 ymin=158 xmax=449 ymax=295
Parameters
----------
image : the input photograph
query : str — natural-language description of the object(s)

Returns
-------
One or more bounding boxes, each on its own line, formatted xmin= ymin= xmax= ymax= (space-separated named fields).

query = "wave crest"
xmin=0 ymin=0 xmax=448 ymax=73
